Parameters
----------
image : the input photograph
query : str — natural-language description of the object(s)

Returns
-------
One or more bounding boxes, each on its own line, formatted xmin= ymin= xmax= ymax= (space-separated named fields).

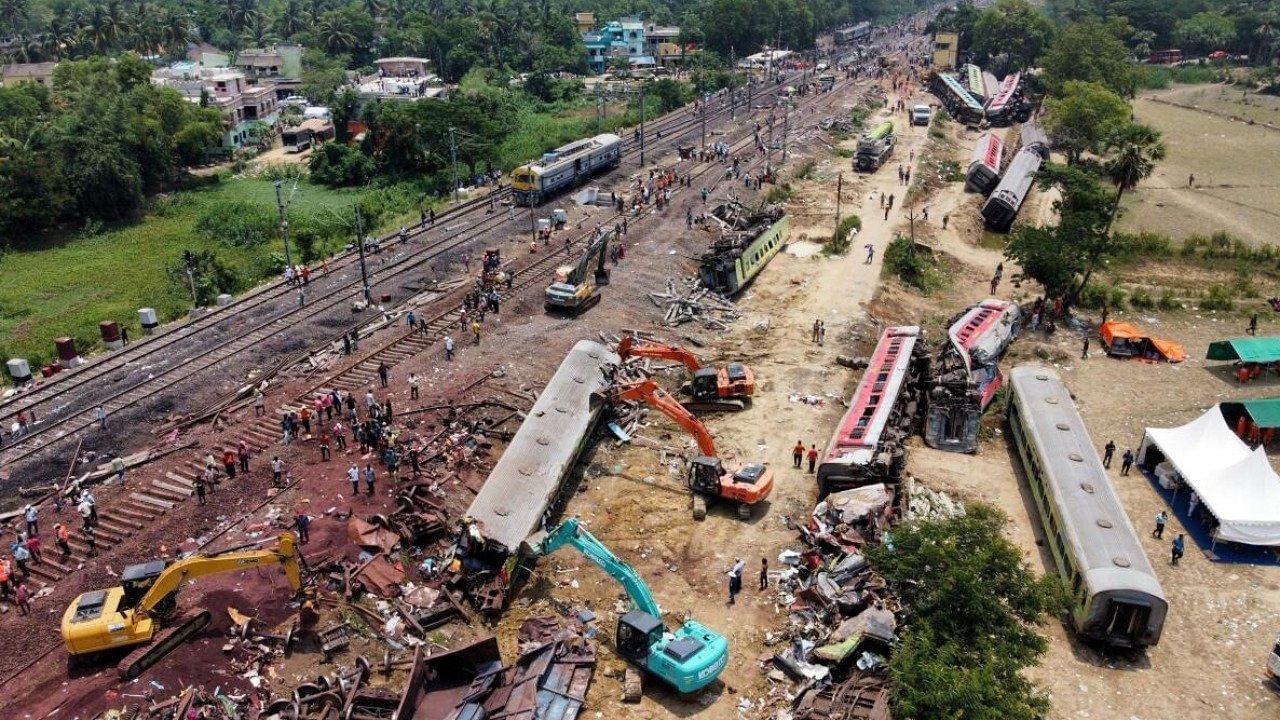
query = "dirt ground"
xmin=1118 ymin=84 xmax=1280 ymax=247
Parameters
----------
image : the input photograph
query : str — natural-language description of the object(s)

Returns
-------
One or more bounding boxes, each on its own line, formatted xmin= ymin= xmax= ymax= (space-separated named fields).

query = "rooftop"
xmin=1 ymin=61 xmax=58 ymax=78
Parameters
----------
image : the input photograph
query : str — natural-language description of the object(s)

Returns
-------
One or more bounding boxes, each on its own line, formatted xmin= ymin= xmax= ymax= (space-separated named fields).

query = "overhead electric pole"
xmin=355 ymin=203 xmax=371 ymax=303
xmin=639 ymin=83 xmax=647 ymax=167
xmin=448 ymin=126 xmax=459 ymax=203
xmin=273 ymin=180 xmax=294 ymax=272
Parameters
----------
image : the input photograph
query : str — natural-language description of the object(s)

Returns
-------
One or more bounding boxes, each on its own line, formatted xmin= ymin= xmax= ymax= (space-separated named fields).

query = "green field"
xmin=0 ymin=178 xmax=416 ymax=373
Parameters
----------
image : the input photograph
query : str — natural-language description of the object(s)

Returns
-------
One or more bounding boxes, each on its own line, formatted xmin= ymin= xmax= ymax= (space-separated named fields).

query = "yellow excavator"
xmin=61 ymin=532 xmax=303 ymax=679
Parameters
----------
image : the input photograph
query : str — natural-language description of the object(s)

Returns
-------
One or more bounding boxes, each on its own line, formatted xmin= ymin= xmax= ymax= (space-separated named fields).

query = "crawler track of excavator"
xmin=117 ymin=610 xmax=212 ymax=680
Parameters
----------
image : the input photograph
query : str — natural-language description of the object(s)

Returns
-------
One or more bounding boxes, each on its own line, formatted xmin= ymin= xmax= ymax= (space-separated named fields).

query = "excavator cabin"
xmin=616 ymin=336 xmax=755 ymax=409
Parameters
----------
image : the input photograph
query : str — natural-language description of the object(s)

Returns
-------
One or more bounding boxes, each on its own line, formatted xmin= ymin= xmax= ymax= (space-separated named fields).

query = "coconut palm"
xmin=158 ymin=9 xmax=191 ymax=55
xmin=316 ymin=14 xmax=356 ymax=53
xmin=0 ymin=0 xmax=28 ymax=33
xmin=241 ymin=12 xmax=275 ymax=47
xmin=274 ymin=0 xmax=307 ymax=39
xmin=1101 ymin=122 xmax=1166 ymax=234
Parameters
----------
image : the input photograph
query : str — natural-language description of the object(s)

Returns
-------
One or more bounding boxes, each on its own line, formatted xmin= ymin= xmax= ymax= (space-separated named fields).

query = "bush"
xmin=765 ymin=183 xmax=794 ymax=204
xmin=794 ymin=160 xmax=817 ymax=181
xmin=826 ymin=214 xmax=862 ymax=256
xmin=1159 ymin=288 xmax=1180 ymax=310
xmin=1112 ymin=231 xmax=1173 ymax=264
xmin=883 ymin=235 xmax=944 ymax=293
xmin=194 ymin=200 xmax=280 ymax=247
xmin=1135 ymin=64 xmax=1223 ymax=90
xmin=1129 ymin=287 xmax=1155 ymax=309
xmin=1077 ymin=282 xmax=1126 ymax=310
xmin=310 ymin=143 xmax=376 ymax=187
xmin=1200 ymin=284 xmax=1235 ymax=311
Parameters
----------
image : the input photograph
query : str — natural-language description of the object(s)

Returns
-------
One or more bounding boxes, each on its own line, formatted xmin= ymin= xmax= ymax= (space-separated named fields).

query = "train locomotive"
xmin=512 ymin=133 xmax=622 ymax=206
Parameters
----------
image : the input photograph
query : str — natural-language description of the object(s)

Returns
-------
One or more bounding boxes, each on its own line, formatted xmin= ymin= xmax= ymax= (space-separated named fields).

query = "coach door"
xmin=1103 ymin=600 xmax=1151 ymax=647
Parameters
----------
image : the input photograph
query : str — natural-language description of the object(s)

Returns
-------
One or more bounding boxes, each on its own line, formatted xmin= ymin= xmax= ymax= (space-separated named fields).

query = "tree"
xmin=1005 ymin=163 xmax=1118 ymax=303
xmin=1100 ymin=122 xmax=1165 ymax=234
xmin=866 ymin=506 xmax=1064 ymax=719
xmin=1042 ymin=80 xmax=1130 ymax=164
xmin=971 ymin=0 xmax=1054 ymax=71
xmin=1175 ymin=11 xmax=1237 ymax=55
xmin=1040 ymin=18 xmax=1137 ymax=97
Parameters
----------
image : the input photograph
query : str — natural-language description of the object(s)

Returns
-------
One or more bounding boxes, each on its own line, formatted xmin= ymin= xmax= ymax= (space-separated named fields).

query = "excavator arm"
xmin=568 ymin=230 xmax=613 ymax=286
xmin=609 ymin=379 xmax=718 ymax=457
xmin=616 ymin=336 xmax=705 ymax=373
xmin=534 ymin=519 xmax=661 ymax=618
xmin=136 ymin=532 xmax=302 ymax=613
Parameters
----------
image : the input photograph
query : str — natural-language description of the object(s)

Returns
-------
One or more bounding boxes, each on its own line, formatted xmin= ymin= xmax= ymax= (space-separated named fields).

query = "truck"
xmin=854 ymin=121 xmax=895 ymax=171
xmin=911 ymin=105 xmax=932 ymax=126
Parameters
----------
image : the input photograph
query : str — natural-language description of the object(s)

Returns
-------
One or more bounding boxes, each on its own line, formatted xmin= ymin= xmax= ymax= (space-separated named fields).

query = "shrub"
xmin=794 ymin=160 xmax=817 ymax=181
xmin=194 ymin=200 xmax=280 ymax=247
xmin=765 ymin=183 xmax=794 ymax=204
xmin=1200 ymin=284 xmax=1235 ymax=311
xmin=1078 ymin=282 xmax=1126 ymax=310
xmin=1129 ymin=287 xmax=1155 ymax=309
xmin=825 ymin=214 xmax=862 ymax=256
xmin=1158 ymin=288 xmax=1180 ymax=310
xmin=883 ymin=235 xmax=944 ymax=293
xmin=310 ymin=143 xmax=376 ymax=187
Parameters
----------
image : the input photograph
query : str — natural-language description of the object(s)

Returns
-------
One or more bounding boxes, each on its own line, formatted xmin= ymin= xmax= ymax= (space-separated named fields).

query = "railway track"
xmin=0 ymin=32 xmax=882 ymax=696
xmin=0 ymin=81 xmax=782 ymax=475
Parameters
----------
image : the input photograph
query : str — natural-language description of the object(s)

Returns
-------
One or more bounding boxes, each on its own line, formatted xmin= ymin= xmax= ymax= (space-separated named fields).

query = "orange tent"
xmin=1100 ymin=321 xmax=1186 ymax=363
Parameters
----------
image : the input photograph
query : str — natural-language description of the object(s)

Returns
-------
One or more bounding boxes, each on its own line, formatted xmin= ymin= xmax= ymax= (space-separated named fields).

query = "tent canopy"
xmin=1207 ymin=337 xmax=1280 ymax=363
xmin=1227 ymin=398 xmax=1280 ymax=429
xmin=1142 ymin=407 xmax=1280 ymax=546
xmin=1100 ymin=321 xmax=1187 ymax=363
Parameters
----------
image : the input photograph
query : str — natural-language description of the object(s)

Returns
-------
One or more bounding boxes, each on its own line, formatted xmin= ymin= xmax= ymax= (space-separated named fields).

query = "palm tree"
xmin=241 ymin=12 xmax=275 ymax=48
xmin=1101 ymin=122 xmax=1167 ymax=235
xmin=362 ymin=0 xmax=383 ymax=22
xmin=80 ymin=6 xmax=121 ymax=54
xmin=158 ymin=10 xmax=191 ymax=56
xmin=274 ymin=0 xmax=307 ymax=39
xmin=0 ymin=0 xmax=28 ymax=34
xmin=317 ymin=15 xmax=356 ymax=53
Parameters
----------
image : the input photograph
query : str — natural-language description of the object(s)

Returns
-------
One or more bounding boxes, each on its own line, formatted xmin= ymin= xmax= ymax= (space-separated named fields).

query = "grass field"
xmin=1117 ymin=85 xmax=1280 ymax=247
xmin=0 ymin=178 xmax=412 ymax=372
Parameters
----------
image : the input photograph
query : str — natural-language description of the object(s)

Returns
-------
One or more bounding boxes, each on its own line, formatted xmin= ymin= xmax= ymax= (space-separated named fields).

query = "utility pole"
xmin=639 ymin=83 xmax=647 ymax=167
xmin=905 ymin=206 xmax=919 ymax=245
xmin=700 ymin=92 xmax=707 ymax=149
xmin=273 ymin=180 xmax=294 ymax=272
xmin=782 ymin=105 xmax=790 ymax=163
xmin=182 ymin=250 xmax=199 ymax=309
xmin=355 ymin=203 xmax=371 ymax=303
xmin=766 ymin=113 xmax=774 ymax=176
xmin=729 ymin=46 xmax=736 ymax=120
xmin=836 ymin=172 xmax=843 ymax=225
xmin=448 ymin=127 xmax=459 ymax=203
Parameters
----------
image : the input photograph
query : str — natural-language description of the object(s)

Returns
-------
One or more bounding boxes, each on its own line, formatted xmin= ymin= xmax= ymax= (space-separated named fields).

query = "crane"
xmin=61 ymin=532 xmax=304 ymax=679
xmin=528 ymin=518 xmax=728 ymax=694
xmin=608 ymin=378 xmax=773 ymax=519
xmin=545 ymin=228 xmax=611 ymax=314
xmin=616 ymin=335 xmax=755 ymax=410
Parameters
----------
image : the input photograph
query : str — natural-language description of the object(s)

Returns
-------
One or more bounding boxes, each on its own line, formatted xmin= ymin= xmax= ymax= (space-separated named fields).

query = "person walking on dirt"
xmin=14 ymin=582 xmax=30 ymax=615
xmin=759 ymin=558 xmax=769 ymax=590
xmin=112 ymin=454 xmax=126 ymax=481
xmin=378 ymin=362 xmax=390 ymax=388
xmin=793 ymin=440 xmax=805 ymax=468
xmin=193 ymin=474 xmax=207 ymax=504
xmin=1081 ymin=336 xmax=1090 ymax=360
xmin=1102 ymin=440 xmax=1116 ymax=468
xmin=84 ymin=526 xmax=97 ymax=557
xmin=24 ymin=504 xmax=37 ymax=537
xmin=77 ymin=496 xmax=93 ymax=531
xmin=471 ymin=319 xmax=482 ymax=345
xmin=26 ymin=534 xmax=42 ymax=565
xmin=319 ymin=433 xmax=331 ymax=461
xmin=333 ymin=422 xmax=347 ymax=450
xmin=1153 ymin=510 xmax=1168 ymax=539
xmin=1121 ymin=448 xmax=1134 ymax=476
xmin=812 ymin=319 xmax=821 ymax=343
xmin=95 ymin=405 xmax=107 ymax=430
xmin=866 ymin=243 xmax=876 ymax=264
xmin=254 ymin=389 xmax=265 ymax=416
xmin=272 ymin=456 xmax=283 ymax=484
xmin=408 ymin=373 xmax=420 ymax=400
xmin=1171 ymin=533 xmax=1185 ymax=565
xmin=1188 ymin=173 xmax=1195 ymax=188
xmin=55 ymin=524 xmax=71 ymax=559
xmin=807 ymin=444 xmax=819 ymax=473
xmin=727 ymin=558 xmax=745 ymax=605
xmin=348 ymin=464 xmax=360 ymax=495
xmin=238 ymin=441 xmax=251 ymax=473
xmin=1248 ymin=313 xmax=1258 ymax=336
xmin=364 ymin=464 xmax=377 ymax=495
xmin=444 ymin=335 xmax=455 ymax=360
xmin=295 ymin=507 xmax=310 ymax=544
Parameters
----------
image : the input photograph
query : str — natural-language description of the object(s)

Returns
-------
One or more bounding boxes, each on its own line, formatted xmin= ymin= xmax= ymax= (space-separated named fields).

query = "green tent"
xmin=1228 ymin=398 xmax=1280 ymax=429
xmin=1206 ymin=337 xmax=1280 ymax=363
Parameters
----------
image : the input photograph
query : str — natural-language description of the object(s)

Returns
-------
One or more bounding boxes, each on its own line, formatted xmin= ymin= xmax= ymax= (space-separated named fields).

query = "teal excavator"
xmin=527 ymin=518 xmax=729 ymax=694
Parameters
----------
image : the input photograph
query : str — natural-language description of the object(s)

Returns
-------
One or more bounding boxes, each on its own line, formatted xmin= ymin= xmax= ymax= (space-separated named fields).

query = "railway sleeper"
xmin=96 ymin=518 xmax=139 ymax=536
xmin=112 ymin=505 xmax=156 ymax=522
xmin=151 ymin=478 xmax=195 ymax=497
xmin=129 ymin=492 xmax=176 ymax=510
xmin=25 ymin=562 xmax=63 ymax=582
xmin=40 ymin=556 xmax=74 ymax=574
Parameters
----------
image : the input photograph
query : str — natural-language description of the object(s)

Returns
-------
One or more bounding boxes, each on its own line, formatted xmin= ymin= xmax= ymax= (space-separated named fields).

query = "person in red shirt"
xmin=55 ymin=524 xmax=71 ymax=559
xmin=807 ymin=444 xmax=819 ymax=474
xmin=792 ymin=440 xmax=805 ymax=469
xmin=223 ymin=450 xmax=237 ymax=480
xmin=14 ymin=583 xmax=30 ymax=615
xmin=25 ymin=534 xmax=41 ymax=564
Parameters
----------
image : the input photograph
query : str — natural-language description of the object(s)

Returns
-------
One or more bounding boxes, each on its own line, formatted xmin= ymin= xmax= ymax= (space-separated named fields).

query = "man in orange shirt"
xmin=55 ymin=524 xmax=71 ymax=559
xmin=792 ymin=441 xmax=804 ymax=469
xmin=807 ymin=444 xmax=819 ymax=474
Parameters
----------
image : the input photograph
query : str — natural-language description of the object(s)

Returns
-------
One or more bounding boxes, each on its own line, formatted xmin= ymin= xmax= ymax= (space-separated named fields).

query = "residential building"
xmin=234 ymin=44 xmax=303 ymax=99
xmin=573 ymin=12 xmax=596 ymax=33
xmin=643 ymin=24 xmax=680 ymax=57
xmin=152 ymin=62 xmax=280 ymax=149
xmin=584 ymin=33 xmax=610 ymax=74
xmin=357 ymin=57 xmax=447 ymax=102
xmin=583 ymin=16 xmax=680 ymax=73
xmin=0 ymin=61 xmax=58 ymax=87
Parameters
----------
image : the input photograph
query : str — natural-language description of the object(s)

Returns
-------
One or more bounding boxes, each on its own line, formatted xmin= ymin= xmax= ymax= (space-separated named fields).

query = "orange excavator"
xmin=608 ymin=378 xmax=773 ymax=520
xmin=616 ymin=335 xmax=755 ymax=411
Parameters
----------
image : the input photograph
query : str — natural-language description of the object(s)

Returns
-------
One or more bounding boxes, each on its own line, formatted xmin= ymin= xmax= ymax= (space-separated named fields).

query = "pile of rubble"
xmin=647 ymin=278 xmax=742 ymax=329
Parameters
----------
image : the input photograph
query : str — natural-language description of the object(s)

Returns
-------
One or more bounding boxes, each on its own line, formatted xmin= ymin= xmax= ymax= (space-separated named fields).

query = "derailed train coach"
xmin=817 ymin=326 xmax=929 ymax=497
xmin=930 ymin=72 xmax=985 ymax=126
xmin=980 ymin=122 xmax=1048 ymax=231
xmin=461 ymin=340 xmax=619 ymax=610
xmin=925 ymin=299 xmax=1020 ymax=453
xmin=1007 ymin=365 xmax=1167 ymax=649
xmin=965 ymin=132 xmax=1005 ymax=195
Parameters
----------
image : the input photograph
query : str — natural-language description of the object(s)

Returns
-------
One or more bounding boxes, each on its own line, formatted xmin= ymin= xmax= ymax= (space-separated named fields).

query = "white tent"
xmin=1140 ymin=407 xmax=1280 ymax=546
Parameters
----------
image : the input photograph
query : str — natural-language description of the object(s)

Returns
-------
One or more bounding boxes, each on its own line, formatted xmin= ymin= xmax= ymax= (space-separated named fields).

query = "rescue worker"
xmin=55 ymin=523 xmax=71 ymax=559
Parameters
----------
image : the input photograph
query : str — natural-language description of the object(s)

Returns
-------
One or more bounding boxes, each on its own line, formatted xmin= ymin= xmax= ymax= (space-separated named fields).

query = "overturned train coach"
xmin=817 ymin=326 xmax=929 ymax=497
xmin=512 ymin=133 xmax=622 ymax=206
xmin=965 ymin=132 xmax=1005 ymax=195
xmin=925 ymin=299 xmax=1020 ymax=453
xmin=461 ymin=340 xmax=619 ymax=610
xmin=697 ymin=202 xmax=789 ymax=297
xmin=1007 ymin=365 xmax=1166 ymax=649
